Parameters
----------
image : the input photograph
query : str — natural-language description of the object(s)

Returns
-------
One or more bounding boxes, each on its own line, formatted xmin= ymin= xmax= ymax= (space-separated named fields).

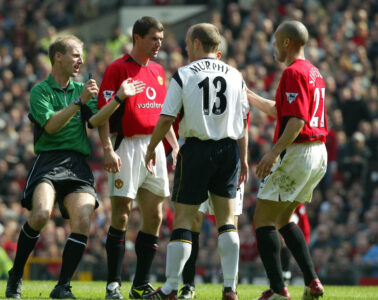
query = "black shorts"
xmin=22 ymin=150 xmax=98 ymax=219
xmin=172 ymin=137 xmax=240 ymax=205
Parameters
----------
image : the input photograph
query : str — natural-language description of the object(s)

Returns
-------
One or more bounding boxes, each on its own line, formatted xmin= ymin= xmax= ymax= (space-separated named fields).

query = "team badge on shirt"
xmin=103 ymin=90 xmax=115 ymax=102
xmin=114 ymin=179 xmax=123 ymax=189
xmin=285 ymin=92 xmax=299 ymax=104
xmin=157 ymin=75 xmax=164 ymax=85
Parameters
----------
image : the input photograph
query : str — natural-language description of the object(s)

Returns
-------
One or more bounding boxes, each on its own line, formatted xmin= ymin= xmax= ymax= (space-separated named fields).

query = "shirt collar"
xmin=47 ymin=74 xmax=75 ymax=91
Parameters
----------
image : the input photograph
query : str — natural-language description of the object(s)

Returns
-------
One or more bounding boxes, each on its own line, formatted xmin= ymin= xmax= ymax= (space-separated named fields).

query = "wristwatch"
xmin=74 ymin=97 xmax=82 ymax=106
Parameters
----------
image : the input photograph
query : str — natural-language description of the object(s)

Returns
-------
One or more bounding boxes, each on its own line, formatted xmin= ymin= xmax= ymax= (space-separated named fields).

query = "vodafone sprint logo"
xmin=146 ymin=87 xmax=156 ymax=100
xmin=137 ymin=102 xmax=163 ymax=109
xmin=137 ymin=87 xmax=163 ymax=108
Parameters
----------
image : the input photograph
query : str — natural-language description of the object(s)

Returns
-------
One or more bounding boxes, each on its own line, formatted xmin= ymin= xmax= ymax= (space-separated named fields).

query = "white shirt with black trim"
xmin=162 ymin=58 xmax=249 ymax=140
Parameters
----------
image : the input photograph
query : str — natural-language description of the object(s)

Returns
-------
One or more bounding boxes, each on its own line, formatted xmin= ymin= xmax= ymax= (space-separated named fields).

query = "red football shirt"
xmin=98 ymin=54 xmax=167 ymax=137
xmin=273 ymin=59 xmax=328 ymax=143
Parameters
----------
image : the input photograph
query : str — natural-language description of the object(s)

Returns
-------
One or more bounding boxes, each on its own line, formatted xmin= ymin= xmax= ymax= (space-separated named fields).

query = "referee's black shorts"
xmin=172 ymin=137 xmax=240 ymax=205
xmin=22 ymin=150 xmax=98 ymax=219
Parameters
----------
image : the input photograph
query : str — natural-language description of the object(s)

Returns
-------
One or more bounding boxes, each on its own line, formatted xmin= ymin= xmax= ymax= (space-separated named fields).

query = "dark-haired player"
xmin=97 ymin=16 xmax=179 ymax=299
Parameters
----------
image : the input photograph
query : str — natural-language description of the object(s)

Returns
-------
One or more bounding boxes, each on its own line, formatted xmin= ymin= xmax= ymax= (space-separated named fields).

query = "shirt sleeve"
xmin=98 ymin=63 xmax=120 ymax=109
xmin=29 ymin=85 xmax=55 ymax=128
xmin=241 ymin=80 xmax=249 ymax=119
xmin=85 ymin=98 xmax=99 ymax=114
xmin=280 ymin=68 xmax=309 ymax=121
xmin=161 ymin=71 xmax=183 ymax=117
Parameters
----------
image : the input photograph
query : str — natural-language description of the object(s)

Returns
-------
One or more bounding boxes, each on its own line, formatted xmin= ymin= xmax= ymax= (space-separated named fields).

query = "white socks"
xmin=162 ymin=241 xmax=192 ymax=294
xmin=218 ymin=230 xmax=240 ymax=291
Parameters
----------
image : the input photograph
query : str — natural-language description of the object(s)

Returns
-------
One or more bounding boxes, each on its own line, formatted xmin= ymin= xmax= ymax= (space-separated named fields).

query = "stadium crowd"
xmin=0 ymin=0 xmax=377 ymax=286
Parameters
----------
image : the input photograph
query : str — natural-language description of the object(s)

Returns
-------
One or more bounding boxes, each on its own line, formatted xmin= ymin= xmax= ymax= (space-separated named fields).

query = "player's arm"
xmin=255 ymin=117 xmax=305 ymax=178
xmin=246 ymin=88 xmax=276 ymax=118
xmin=164 ymin=125 xmax=179 ymax=169
xmin=44 ymin=79 xmax=98 ymax=134
xmin=145 ymin=115 xmax=176 ymax=174
xmin=237 ymin=118 xmax=249 ymax=186
xmin=89 ymin=79 xmax=145 ymax=127
xmin=97 ymin=121 xmax=122 ymax=173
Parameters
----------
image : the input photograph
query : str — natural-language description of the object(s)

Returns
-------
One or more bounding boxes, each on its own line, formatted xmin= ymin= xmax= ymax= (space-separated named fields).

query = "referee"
xmin=6 ymin=35 xmax=101 ymax=299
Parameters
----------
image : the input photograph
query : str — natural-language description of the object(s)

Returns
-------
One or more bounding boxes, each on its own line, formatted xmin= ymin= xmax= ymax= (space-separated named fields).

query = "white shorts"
xmin=257 ymin=142 xmax=327 ymax=203
xmin=198 ymin=183 xmax=244 ymax=215
xmin=108 ymin=135 xmax=170 ymax=199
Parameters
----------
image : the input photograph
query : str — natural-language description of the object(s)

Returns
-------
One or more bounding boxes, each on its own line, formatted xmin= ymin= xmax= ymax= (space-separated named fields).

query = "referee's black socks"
xmin=12 ymin=222 xmax=40 ymax=277
xmin=58 ymin=233 xmax=87 ymax=285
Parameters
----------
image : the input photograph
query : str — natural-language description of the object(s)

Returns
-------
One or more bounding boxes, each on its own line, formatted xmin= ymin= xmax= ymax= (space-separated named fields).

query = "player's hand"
xmin=256 ymin=151 xmax=279 ymax=179
xmin=171 ymin=146 xmax=179 ymax=170
xmin=81 ymin=79 xmax=99 ymax=104
xmin=238 ymin=160 xmax=249 ymax=187
xmin=145 ymin=146 xmax=156 ymax=174
xmin=103 ymin=148 xmax=122 ymax=173
xmin=116 ymin=78 xmax=145 ymax=100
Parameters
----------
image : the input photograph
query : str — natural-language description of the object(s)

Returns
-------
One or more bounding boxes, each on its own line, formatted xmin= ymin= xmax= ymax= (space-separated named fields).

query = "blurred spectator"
xmin=73 ymin=0 xmax=98 ymax=24
xmin=338 ymin=131 xmax=372 ymax=186
xmin=339 ymin=84 xmax=371 ymax=137
xmin=29 ymin=8 xmax=51 ymax=39
xmin=106 ymin=26 xmax=130 ymax=59
xmin=48 ymin=2 xmax=73 ymax=30
xmin=362 ymin=244 xmax=378 ymax=277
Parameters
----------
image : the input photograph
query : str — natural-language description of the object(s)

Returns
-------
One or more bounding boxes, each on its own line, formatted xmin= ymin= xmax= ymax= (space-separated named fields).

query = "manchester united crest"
xmin=157 ymin=75 xmax=164 ymax=85
xmin=114 ymin=179 xmax=123 ymax=189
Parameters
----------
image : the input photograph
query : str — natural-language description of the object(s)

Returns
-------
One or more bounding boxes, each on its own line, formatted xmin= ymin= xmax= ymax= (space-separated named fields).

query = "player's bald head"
xmin=276 ymin=20 xmax=308 ymax=47
xmin=187 ymin=23 xmax=221 ymax=53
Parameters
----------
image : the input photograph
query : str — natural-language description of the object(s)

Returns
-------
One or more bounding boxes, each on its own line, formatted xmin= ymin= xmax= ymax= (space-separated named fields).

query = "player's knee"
xmin=75 ymin=215 xmax=92 ymax=233
xmin=276 ymin=219 xmax=290 ymax=229
xmin=144 ymin=211 xmax=163 ymax=230
xmin=113 ymin=212 xmax=129 ymax=228
xmin=29 ymin=209 xmax=50 ymax=229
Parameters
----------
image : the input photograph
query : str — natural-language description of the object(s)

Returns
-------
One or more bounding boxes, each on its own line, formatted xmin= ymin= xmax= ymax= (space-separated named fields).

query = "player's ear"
xmin=134 ymin=33 xmax=141 ymax=43
xmin=55 ymin=52 xmax=63 ymax=63
xmin=194 ymin=38 xmax=201 ymax=50
xmin=283 ymin=38 xmax=290 ymax=47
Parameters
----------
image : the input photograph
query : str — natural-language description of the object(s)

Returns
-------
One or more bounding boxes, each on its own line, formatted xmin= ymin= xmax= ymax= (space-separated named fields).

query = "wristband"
xmin=114 ymin=95 xmax=124 ymax=104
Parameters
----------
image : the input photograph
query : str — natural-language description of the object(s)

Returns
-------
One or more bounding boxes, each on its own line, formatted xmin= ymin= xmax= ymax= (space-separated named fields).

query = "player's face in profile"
xmin=140 ymin=28 xmax=164 ymax=59
xmin=273 ymin=30 xmax=286 ymax=63
xmin=60 ymin=41 xmax=83 ymax=78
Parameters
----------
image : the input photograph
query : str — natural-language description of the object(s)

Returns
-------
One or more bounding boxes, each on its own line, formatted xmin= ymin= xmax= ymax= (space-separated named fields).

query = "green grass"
xmin=1 ymin=281 xmax=378 ymax=299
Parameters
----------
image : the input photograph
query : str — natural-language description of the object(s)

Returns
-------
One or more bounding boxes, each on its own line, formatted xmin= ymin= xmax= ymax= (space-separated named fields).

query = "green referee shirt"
xmin=29 ymin=74 xmax=98 ymax=156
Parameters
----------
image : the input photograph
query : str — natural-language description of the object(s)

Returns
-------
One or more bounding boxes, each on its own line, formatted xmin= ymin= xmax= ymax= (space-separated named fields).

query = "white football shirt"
xmin=162 ymin=58 xmax=249 ymax=140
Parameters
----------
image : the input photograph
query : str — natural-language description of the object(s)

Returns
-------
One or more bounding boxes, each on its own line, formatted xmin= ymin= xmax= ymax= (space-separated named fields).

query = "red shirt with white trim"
xmin=98 ymin=54 xmax=166 ymax=137
xmin=273 ymin=59 xmax=328 ymax=144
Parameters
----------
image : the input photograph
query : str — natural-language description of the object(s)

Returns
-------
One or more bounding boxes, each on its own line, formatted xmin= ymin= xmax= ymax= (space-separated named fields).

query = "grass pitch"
xmin=0 ymin=281 xmax=378 ymax=299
